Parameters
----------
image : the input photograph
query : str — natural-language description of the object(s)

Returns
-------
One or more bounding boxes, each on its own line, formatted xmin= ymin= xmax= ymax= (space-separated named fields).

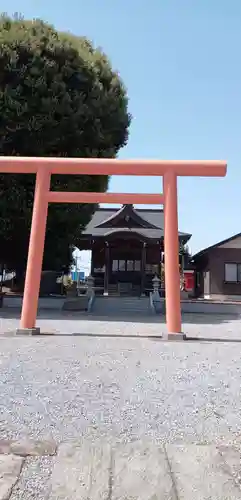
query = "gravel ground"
xmin=0 ymin=335 xmax=241 ymax=447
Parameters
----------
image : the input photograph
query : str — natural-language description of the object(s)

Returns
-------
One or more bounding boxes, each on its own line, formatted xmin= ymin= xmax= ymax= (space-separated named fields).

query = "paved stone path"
xmin=1 ymin=438 xmax=241 ymax=498
xmin=2 ymin=309 xmax=241 ymax=340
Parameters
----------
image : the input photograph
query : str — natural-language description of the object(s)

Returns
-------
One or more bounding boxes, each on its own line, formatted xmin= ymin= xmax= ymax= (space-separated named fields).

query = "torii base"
xmin=16 ymin=327 xmax=41 ymax=336
xmin=165 ymin=333 xmax=186 ymax=341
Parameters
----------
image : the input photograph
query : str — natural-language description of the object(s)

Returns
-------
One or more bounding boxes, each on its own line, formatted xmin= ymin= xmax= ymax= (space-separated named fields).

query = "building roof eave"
xmin=74 ymin=231 xmax=192 ymax=249
xmin=180 ymin=233 xmax=192 ymax=244
xmin=192 ymin=231 xmax=241 ymax=261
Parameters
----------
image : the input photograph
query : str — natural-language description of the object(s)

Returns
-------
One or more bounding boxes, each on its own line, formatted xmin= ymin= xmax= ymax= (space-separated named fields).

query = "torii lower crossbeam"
xmin=0 ymin=157 xmax=227 ymax=336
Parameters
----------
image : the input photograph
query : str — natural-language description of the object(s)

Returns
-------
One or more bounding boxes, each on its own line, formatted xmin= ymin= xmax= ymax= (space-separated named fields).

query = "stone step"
xmin=93 ymin=310 xmax=151 ymax=317
xmin=93 ymin=308 xmax=152 ymax=315
xmin=96 ymin=297 xmax=148 ymax=301
xmin=91 ymin=296 xmax=153 ymax=317
xmin=94 ymin=304 xmax=149 ymax=309
xmin=94 ymin=299 xmax=149 ymax=304
xmin=93 ymin=297 xmax=151 ymax=315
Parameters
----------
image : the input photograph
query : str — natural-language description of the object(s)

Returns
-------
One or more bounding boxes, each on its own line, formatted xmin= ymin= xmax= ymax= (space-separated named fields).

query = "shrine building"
xmin=77 ymin=204 xmax=191 ymax=296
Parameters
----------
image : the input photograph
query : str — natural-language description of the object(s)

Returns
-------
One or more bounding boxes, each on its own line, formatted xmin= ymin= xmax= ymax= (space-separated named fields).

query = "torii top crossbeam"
xmin=0 ymin=156 xmax=227 ymax=177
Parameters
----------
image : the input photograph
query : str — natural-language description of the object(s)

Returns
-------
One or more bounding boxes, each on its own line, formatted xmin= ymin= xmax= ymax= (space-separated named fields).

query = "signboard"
xmin=183 ymin=270 xmax=194 ymax=292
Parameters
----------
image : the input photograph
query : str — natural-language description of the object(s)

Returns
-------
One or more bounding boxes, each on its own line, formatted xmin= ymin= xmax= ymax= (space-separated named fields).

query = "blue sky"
xmin=2 ymin=0 xmax=241 ymax=263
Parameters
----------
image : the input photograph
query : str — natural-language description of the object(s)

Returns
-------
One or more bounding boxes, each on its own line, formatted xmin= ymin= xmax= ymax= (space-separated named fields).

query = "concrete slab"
xmin=166 ymin=444 xmax=241 ymax=499
xmin=49 ymin=441 xmax=111 ymax=500
xmin=112 ymin=441 xmax=176 ymax=500
xmin=218 ymin=445 xmax=241 ymax=487
xmin=2 ymin=437 xmax=241 ymax=498
xmin=0 ymin=454 xmax=23 ymax=500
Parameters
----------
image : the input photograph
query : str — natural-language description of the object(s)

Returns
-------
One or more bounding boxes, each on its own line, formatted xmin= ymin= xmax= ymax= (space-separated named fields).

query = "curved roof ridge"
xmin=95 ymin=204 xmax=159 ymax=229
xmin=95 ymin=204 xmax=127 ymax=227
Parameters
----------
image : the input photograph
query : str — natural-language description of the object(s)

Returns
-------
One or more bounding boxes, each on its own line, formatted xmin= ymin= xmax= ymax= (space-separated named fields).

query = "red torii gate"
xmin=0 ymin=157 xmax=227 ymax=336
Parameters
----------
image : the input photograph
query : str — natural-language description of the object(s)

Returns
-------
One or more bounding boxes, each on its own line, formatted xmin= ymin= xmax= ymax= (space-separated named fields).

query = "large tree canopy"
xmin=0 ymin=14 xmax=131 ymax=275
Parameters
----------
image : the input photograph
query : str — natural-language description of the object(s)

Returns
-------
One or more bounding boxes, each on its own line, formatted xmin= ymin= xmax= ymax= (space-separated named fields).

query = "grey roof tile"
xmin=81 ymin=207 xmax=191 ymax=242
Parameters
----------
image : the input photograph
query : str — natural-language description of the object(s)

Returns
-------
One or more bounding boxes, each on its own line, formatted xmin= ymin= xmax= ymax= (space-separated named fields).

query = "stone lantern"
xmin=152 ymin=274 xmax=160 ymax=300
xmin=86 ymin=275 xmax=95 ymax=298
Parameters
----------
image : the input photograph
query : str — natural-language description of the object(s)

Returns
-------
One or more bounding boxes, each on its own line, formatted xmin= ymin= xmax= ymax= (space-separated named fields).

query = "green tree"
xmin=0 ymin=14 xmax=131 ymax=279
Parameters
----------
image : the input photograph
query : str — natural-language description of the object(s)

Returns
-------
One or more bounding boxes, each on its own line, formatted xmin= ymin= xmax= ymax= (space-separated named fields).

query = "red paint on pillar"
xmin=20 ymin=169 xmax=51 ymax=329
xmin=163 ymin=171 xmax=182 ymax=333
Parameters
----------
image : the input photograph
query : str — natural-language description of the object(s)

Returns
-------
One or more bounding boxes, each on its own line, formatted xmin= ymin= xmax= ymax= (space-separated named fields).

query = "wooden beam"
xmin=0 ymin=157 xmax=227 ymax=177
xmin=47 ymin=192 xmax=164 ymax=205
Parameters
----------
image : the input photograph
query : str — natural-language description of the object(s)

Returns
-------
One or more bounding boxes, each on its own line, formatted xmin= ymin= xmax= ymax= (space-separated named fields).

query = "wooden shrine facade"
xmin=77 ymin=204 xmax=191 ymax=296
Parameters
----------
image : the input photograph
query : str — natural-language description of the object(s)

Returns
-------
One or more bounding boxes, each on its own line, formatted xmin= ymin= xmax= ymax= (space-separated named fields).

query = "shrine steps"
xmin=108 ymin=283 xmax=141 ymax=296
xmin=91 ymin=296 xmax=153 ymax=317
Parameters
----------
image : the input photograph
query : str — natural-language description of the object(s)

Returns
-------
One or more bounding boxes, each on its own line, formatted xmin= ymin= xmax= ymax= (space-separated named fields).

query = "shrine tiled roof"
xmin=81 ymin=205 xmax=191 ymax=242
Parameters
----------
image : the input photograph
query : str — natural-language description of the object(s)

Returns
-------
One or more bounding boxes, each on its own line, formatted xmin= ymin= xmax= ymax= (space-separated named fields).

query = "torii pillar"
xmin=163 ymin=170 xmax=181 ymax=335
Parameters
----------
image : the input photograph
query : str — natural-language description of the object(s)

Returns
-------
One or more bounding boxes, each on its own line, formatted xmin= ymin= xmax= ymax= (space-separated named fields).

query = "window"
xmin=118 ymin=260 xmax=126 ymax=271
xmin=134 ymin=260 xmax=141 ymax=271
xmin=112 ymin=260 xmax=118 ymax=271
xmin=224 ymin=263 xmax=241 ymax=282
xmin=111 ymin=259 xmax=142 ymax=272
xmin=127 ymin=260 xmax=134 ymax=271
